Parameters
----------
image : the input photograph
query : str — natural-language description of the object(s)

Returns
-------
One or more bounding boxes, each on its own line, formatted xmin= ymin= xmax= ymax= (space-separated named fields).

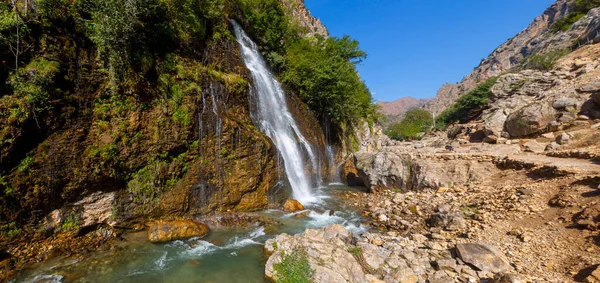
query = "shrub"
xmin=549 ymin=0 xmax=600 ymax=33
xmin=385 ymin=108 xmax=432 ymax=140
xmin=273 ymin=250 xmax=315 ymax=283
xmin=521 ymin=48 xmax=570 ymax=71
xmin=436 ymin=76 xmax=498 ymax=129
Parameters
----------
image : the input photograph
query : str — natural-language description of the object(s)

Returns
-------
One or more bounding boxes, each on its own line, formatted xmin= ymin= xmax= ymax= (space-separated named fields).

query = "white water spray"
xmin=231 ymin=21 xmax=317 ymax=203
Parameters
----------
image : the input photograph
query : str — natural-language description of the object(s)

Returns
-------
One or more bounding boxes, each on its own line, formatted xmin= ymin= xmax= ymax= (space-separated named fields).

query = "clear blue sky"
xmin=304 ymin=0 xmax=556 ymax=102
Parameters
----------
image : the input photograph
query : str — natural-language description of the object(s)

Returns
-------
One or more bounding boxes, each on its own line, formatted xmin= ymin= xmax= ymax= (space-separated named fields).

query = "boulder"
xmin=264 ymin=225 xmax=366 ymax=283
xmin=427 ymin=212 xmax=466 ymax=231
xmin=558 ymin=112 xmax=576 ymax=123
xmin=283 ymin=199 xmax=305 ymax=213
xmin=552 ymin=98 xmax=577 ymax=111
xmin=148 ymin=220 xmax=209 ymax=243
xmin=456 ymin=243 xmax=511 ymax=273
xmin=545 ymin=142 xmax=560 ymax=151
xmin=505 ymin=102 xmax=556 ymax=137
xmin=556 ymin=133 xmax=570 ymax=145
xmin=578 ymin=81 xmax=600 ymax=92
xmin=355 ymin=151 xmax=408 ymax=192
xmin=548 ymin=121 xmax=562 ymax=132
xmin=593 ymin=92 xmax=600 ymax=106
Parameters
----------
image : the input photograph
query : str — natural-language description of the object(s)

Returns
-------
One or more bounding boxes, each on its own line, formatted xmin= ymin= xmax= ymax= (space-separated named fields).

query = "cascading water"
xmin=231 ymin=20 xmax=317 ymax=203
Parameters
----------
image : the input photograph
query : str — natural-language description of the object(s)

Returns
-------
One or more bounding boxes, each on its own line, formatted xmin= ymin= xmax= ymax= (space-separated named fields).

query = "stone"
xmin=74 ymin=192 xmax=115 ymax=227
xmin=552 ymin=98 xmax=577 ymax=111
xmin=592 ymin=123 xmax=600 ymax=130
xmin=265 ymin=225 xmax=366 ymax=283
xmin=505 ymin=102 xmax=556 ymax=137
xmin=434 ymin=259 xmax=459 ymax=273
xmin=292 ymin=210 xmax=311 ymax=219
xmin=427 ymin=212 xmax=467 ymax=231
xmin=578 ymin=115 xmax=590 ymax=120
xmin=147 ymin=220 xmax=209 ymax=243
xmin=283 ymin=199 xmax=305 ymax=213
xmin=548 ymin=121 xmax=561 ymax=132
xmin=558 ymin=112 xmax=576 ymax=123
xmin=456 ymin=243 xmax=512 ymax=273
xmin=541 ymin=132 xmax=555 ymax=139
xmin=522 ymin=140 xmax=545 ymax=154
xmin=545 ymin=142 xmax=560 ymax=151
xmin=578 ymin=81 xmax=600 ymax=92
xmin=365 ymin=274 xmax=385 ymax=283
xmin=484 ymin=135 xmax=498 ymax=144
xmin=556 ymin=133 xmax=570 ymax=145
xmin=378 ymin=214 xmax=389 ymax=222
xmin=491 ymin=273 xmax=527 ymax=283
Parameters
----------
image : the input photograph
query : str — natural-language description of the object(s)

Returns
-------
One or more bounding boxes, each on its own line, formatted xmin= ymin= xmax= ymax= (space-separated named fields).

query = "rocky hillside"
xmin=424 ymin=0 xmax=600 ymax=115
xmin=376 ymin=97 xmax=429 ymax=125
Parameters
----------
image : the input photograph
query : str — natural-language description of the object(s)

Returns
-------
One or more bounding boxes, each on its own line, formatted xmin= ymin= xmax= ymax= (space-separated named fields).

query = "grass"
xmin=347 ymin=246 xmax=362 ymax=257
xmin=273 ymin=250 xmax=315 ymax=283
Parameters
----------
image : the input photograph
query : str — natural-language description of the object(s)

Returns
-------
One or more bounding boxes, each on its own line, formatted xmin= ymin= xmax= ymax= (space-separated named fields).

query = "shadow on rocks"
xmin=573 ymin=264 xmax=600 ymax=282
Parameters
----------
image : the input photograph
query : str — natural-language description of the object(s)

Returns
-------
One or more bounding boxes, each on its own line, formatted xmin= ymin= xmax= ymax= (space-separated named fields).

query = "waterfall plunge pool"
xmin=12 ymin=184 xmax=368 ymax=283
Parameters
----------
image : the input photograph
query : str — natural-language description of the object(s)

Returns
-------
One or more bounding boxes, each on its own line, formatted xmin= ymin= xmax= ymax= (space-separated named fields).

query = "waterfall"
xmin=231 ymin=20 xmax=318 ymax=203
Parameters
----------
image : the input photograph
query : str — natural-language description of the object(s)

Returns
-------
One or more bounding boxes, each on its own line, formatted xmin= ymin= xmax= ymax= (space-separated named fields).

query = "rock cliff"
xmin=424 ymin=0 xmax=600 ymax=115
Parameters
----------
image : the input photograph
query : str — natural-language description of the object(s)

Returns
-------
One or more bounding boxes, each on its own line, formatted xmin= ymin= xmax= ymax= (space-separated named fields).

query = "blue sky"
xmin=304 ymin=0 xmax=556 ymax=102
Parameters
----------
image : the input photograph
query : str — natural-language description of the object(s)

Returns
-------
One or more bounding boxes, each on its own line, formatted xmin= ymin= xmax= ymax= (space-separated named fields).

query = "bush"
xmin=521 ymin=48 xmax=570 ymax=71
xmin=436 ymin=77 xmax=498 ymax=129
xmin=273 ymin=250 xmax=315 ymax=283
xmin=385 ymin=108 xmax=432 ymax=140
xmin=549 ymin=0 xmax=600 ymax=33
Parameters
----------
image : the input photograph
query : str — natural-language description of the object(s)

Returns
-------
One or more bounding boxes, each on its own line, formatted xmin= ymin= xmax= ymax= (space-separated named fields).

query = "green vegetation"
xmin=521 ymin=48 xmax=570 ymax=71
xmin=60 ymin=215 xmax=79 ymax=232
xmin=273 ymin=250 xmax=315 ymax=283
xmin=238 ymin=0 xmax=378 ymax=132
xmin=435 ymin=77 xmax=498 ymax=129
xmin=550 ymin=0 xmax=600 ymax=33
xmin=347 ymin=246 xmax=363 ymax=257
xmin=385 ymin=108 xmax=433 ymax=140
xmin=0 ymin=221 xmax=21 ymax=238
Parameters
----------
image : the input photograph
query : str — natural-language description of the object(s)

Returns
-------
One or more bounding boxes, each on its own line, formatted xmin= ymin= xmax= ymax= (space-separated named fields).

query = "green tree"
xmin=436 ymin=76 xmax=498 ymax=129
xmin=385 ymin=108 xmax=432 ymax=140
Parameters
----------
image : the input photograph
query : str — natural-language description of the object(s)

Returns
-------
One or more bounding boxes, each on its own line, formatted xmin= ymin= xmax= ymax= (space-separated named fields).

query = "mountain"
xmin=376 ymin=97 xmax=429 ymax=125
xmin=424 ymin=0 xmax=600 ymax=115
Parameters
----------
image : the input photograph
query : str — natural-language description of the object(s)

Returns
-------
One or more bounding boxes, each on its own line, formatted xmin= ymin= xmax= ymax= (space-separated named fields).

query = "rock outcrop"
xmin=376 ymin=97 xmax=429 ymax=126
xmin=265 ymin=224 xmax=516 ymax=283
xmin=147 ymin=220 xmax=209 ymax=243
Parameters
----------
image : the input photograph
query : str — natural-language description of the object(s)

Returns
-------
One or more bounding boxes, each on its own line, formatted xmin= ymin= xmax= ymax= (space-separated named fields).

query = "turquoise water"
xmin=12 ymin=185 xmax=367 ymax=283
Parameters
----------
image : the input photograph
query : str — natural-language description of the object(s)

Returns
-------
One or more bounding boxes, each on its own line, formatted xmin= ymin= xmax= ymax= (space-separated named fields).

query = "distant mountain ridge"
xmin=376 ymin=97 xmax=429 ymax=125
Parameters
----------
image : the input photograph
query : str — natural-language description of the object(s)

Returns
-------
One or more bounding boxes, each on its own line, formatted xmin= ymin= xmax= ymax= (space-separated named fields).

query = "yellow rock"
xmin=283 ymin=199 xmax=305 ymax=213
xmin=147 ymin=220 xmax=209 ymax=243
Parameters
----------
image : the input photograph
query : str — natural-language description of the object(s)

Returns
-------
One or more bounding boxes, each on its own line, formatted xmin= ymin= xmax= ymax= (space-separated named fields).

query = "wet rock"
xmin=292 ymin=210 xmax=311 ymax=219
xmin=147 ymin=220 xmax=209 ymax=243
xmin=283 ymin=199 xmax=305 ymax=213
xmin=456 ymin=243 xmax=512 ymax=273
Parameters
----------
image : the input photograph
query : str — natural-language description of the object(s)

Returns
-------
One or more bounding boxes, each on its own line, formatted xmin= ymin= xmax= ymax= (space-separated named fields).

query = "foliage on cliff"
xmin=550 ymin=0 xmax=600 ymax=32
xmin=435 ymin=77 xmax=498 ymax=129
xmin=237 ymin=0 xmax=378 ymax=132
xmin=385 ymin=108 xmax=432 ymax=140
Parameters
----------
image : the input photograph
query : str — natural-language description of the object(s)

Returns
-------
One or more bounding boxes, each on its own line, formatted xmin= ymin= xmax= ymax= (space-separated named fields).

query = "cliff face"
xmin=279 ymin=0 xmax=328 ymax=38
xmin=0 ymin=0 xmax=332 ymax=246
xmin=424 ymin=0 xmax=600 ymax=115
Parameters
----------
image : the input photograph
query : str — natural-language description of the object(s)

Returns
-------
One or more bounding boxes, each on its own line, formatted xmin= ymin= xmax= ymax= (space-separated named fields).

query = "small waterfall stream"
xmin=231 ymin=20 xmax=318 ymax=203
